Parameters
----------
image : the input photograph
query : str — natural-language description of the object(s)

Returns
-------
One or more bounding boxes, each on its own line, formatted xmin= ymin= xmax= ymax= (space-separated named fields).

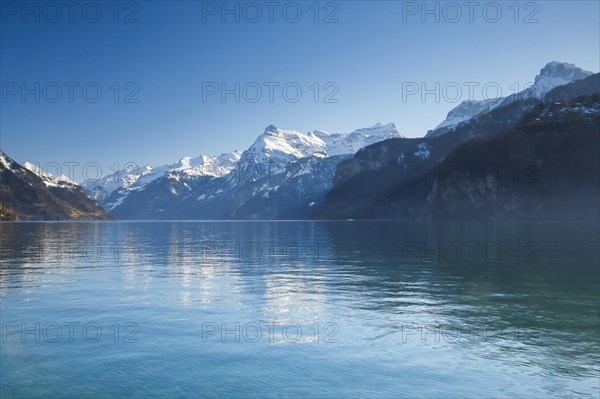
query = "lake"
xmin=1 ymin=221 xmax=598 ymax=398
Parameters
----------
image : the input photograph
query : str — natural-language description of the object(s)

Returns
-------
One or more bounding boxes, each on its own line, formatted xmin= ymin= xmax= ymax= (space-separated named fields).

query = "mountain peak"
xmin=179 ymin=156 xmax=192 ymax=166
xmin=264 ymin=124 xmax=279 ymax=133
xmin=428 ymin=61 xmax=595 ymax=137
xmin=536 ymin=61 xmax=593 ymax=83
xmin=352 ymin=122 xmax=399 ymax=137
xmin=369 ymin=122 xmax=396 ymax=130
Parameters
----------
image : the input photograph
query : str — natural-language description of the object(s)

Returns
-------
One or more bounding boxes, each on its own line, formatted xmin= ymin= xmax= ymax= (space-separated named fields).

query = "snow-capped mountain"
xmin=428 ymin=61 xmax=593 ymax=137
xmin=83 ymin=151 xmax=242 ymax=210
xmin=0 ymin=150 xmax=110 ymax=220
xmin=240 ymin=125 xmax=329 ymax=175
xmin=86 ymin=123 xmax=401 ymax=214
xmin=170 ymin=151 xmax=243 ymax=178
xmin=238 ymin=123 xmax=401 ymax=174
xmin=499 ymin=61 xmax=593 ymax=105
xmin=429 ymin=99 xmax=502 ymax=133
xmin=22 ymin=162 xmax=77 ymax=188
xmin=317 ymin=72 xmax=600 ymax=220
xmin=87 ymin=122 xmax=402 ymax=218
xmin=315 ymin=123 xmax=401 ymax=156
xmin=0 ymin=151 xmax=17 ymax=174
xmin=8 ymin=62 xmax=597 ymax=221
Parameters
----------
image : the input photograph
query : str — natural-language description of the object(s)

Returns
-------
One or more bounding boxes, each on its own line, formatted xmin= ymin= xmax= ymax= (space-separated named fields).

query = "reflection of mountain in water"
xmin=1 ymin=221 xmax=598 ymax=389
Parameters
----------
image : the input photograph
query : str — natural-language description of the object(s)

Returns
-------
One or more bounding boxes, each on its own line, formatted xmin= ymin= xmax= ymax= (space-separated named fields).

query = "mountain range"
xmin=1 ymin=61 xmax=598 ymax=221
xmin=82 ymin=122 xmax=402 ymax=219
xmin=317 ymin=71 xmax=599 ymax=220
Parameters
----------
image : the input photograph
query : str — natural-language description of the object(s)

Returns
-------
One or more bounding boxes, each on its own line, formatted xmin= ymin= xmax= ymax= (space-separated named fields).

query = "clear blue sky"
xmin=1 ymin=0 xmax=599 ymax=182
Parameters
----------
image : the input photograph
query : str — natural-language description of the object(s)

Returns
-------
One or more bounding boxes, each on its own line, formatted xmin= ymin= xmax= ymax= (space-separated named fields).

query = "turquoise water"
xmin=1 ymin=221 xmax=599 ymax=398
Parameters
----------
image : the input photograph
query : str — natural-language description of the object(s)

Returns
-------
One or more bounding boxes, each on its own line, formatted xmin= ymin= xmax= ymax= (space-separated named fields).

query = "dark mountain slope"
xmin=429 ymin=98 xmax=599 ymax=220
xmin=0 ymin=150 xmax=112 ymax=221
xmin=316 ymin=90 xmax=599 ymax=220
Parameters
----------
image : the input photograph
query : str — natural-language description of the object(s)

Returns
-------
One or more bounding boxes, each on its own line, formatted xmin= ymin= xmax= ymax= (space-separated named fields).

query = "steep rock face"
xmin=0 ymin=151 xmax=111 ymax=221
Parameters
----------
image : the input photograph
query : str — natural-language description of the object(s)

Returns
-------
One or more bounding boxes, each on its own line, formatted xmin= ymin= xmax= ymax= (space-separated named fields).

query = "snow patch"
xmin=22 ymin=161 xmax=77 ymax=188
xmin=0 ymin=151 xmax=15 ymax=171
xmin=414 ymin=143 xmax=430 ymax=160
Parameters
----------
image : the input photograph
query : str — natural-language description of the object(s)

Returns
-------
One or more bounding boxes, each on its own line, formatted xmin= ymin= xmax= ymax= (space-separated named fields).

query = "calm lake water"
xmin=1 ymin=221 xmax=599 ymax=398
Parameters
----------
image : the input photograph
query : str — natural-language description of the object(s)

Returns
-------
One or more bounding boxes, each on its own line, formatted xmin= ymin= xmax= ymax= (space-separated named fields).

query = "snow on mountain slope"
xmin=0 ymin=150 xmax=111 ymax=220
xmin=431 ymin=99 xmax=503 ymax=132
xmin=83 ymin=163 xmax=160 ymax=201
xmin=239 ymin=123 xmax=402 ymax=174
xmin=428 ymin=61 xmax=593 ymax=137
xmin=316 ymin=122 xmax=401 ymax=156
xmin=87 ymin=122 xmax=402 ymax=213
xmin=0 ymin=151 xmax=15 ymax=171
xmin=171 ymin=151 xmax=243 ymax=178
xmin=241 ymin=125 xmax=328 ymax=173
xmin=499 ymin=61 xmax=593 ymax=105
xmin=83 ymin=151 xmax=242 ymax=209
xmin=211 ymin=123 xmax=401 ymax=180
xmin=22 ymin=162 xmax=77 ymax=188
